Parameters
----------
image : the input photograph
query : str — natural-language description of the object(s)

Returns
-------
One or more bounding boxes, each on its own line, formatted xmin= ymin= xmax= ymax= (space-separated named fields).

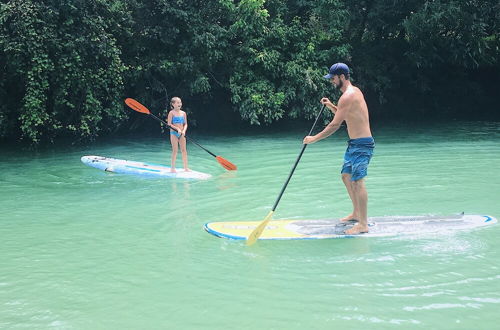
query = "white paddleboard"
xmin=204 ymin=214 xmax=497 ymax=240
xmin=81 ymin=155 xmax=211 ymax=180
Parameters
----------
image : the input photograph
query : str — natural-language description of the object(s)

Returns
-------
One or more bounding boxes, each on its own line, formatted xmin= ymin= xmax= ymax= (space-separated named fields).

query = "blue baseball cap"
xmin=323 ymin=63 xmax=350 ymax=79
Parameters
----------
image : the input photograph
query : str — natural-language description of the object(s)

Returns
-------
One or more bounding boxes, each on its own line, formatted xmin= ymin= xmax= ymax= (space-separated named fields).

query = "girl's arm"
xmin=167 ymin=112 xmax=181 ymax=133
xmin=167 ymin=111 xmax=173 ymax=126
xmin=182 ymin=112 xmax=188 ymax=135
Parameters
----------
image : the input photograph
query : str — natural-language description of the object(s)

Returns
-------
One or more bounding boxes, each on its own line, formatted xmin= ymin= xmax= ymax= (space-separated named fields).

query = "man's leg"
xmin=345 ymin=178 xmax=369 ymax=234
xmin=340 ymin=173 xmax=359 ymax=222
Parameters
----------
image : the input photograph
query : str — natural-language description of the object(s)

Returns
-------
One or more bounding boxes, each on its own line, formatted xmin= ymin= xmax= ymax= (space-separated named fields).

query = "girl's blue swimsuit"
xmin=170 ymin=115 xmax=185 ymax=137
xmin=172 ymin=115 xmax=185 ymax=124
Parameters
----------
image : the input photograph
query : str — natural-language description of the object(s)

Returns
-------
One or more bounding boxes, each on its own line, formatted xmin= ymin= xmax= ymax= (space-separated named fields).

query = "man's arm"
xmin=321 ymin=97 xmax=338 ymax=114
xmin=304 ymin=96 xmax=348 ymax=144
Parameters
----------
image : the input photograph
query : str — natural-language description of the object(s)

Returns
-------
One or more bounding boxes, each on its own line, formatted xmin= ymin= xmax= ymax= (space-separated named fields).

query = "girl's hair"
xmin=170 ymin=96 xmax=181 ymax=110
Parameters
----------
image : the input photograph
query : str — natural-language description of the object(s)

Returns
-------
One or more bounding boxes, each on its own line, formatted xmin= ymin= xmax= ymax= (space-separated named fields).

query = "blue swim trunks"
xmin=341 ymin=137 xmax=375 ymax=181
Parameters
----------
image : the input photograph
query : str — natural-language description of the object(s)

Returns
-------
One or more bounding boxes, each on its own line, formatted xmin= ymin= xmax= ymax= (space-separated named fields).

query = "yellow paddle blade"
xmin=246 ymin=211 xmax=274 ymax=246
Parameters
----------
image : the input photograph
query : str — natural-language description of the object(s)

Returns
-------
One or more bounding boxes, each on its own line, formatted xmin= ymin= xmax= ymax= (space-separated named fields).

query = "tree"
xmin=0 ymin=0 xmax=128 ymax=144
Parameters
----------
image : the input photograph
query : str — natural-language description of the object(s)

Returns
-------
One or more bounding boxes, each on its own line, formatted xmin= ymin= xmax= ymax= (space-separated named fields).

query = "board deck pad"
xmin=204 ymin=214 xmax=497 ymax=240
xmin=81 ymin=155 xmax=211 ymax=180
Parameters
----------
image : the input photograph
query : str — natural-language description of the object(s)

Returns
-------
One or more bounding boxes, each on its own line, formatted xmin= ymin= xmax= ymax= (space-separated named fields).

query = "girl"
xmin=167 ymin=97 xmax=189 ymax=172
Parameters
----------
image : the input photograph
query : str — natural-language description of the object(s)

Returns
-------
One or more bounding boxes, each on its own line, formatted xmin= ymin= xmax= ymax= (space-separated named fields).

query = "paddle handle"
xmin=271 ymin=104 xmax=327 ymax=211
xmin=149 ymin=113 xmax=217 ymax=158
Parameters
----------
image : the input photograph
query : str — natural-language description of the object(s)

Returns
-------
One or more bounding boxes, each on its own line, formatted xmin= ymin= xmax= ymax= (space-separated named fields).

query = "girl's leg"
xmin=179 ymin=136 xmax=189 ymax=171
xmin=170 ymin=135 xmax=179 ymax=172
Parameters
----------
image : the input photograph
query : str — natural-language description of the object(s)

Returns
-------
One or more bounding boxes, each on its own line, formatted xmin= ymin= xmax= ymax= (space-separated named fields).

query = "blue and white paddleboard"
xmin=205 ymin=214 xmax=497 ymax=240
xmin=81 ymin=155 xmax=211 ymax=180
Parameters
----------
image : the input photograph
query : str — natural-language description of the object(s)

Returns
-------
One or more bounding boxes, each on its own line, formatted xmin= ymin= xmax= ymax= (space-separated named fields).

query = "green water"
xmin=1 ymin=121 xmax=499 ymax=329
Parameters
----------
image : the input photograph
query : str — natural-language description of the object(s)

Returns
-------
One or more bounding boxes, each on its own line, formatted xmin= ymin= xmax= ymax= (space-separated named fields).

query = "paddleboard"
xmin=81 ymin=155 xmax=211 ymax=180
xmin=204 ymin=214 xmax=497 ymax=240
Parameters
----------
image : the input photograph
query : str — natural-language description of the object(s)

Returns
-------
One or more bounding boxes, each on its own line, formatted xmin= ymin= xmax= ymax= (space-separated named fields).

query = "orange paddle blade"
xmin=216 ymin=156 xmax=237 ymax=171
xmin=125 ymin=98 xmax=151 ymax=114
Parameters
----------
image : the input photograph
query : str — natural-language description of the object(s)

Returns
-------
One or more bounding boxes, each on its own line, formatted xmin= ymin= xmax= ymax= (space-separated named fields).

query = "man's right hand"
xmin=320 ymin=97 xmax=331 ymax=105
xmin=321 ymin=97 xmax=337 ymax=113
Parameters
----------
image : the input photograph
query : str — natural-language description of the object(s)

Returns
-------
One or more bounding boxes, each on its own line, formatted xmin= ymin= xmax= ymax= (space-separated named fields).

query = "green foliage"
xmin=0 ymin=0 xmax=128 ymax=144
xmin=226 ymin=0 xmax=347 ymax=124
xmin=343 ymin=0 xmax=499 ymax=116
xmin=404 ymin=0 xmax=498 ymax=68
xmin=0 ymin=0 xmax=498 ymax=144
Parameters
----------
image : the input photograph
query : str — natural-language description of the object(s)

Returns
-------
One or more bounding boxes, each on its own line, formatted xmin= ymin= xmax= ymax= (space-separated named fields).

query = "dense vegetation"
xmin=1 ymin=0 xmax=498 ymax=144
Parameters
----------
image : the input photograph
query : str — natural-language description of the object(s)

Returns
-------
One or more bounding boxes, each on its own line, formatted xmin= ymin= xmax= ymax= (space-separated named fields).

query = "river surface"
xmin=1 ymin=121 xmax=499 ymax=329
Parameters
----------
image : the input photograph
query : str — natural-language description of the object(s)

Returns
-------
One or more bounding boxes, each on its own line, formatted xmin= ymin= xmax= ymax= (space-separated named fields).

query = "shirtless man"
xmin=303 ymin=63 xmax=375 ymax=234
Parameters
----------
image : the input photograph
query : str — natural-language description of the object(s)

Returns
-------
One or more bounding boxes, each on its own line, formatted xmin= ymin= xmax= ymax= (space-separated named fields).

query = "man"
xmin=303 ymin=63 xmax=375 ymax=234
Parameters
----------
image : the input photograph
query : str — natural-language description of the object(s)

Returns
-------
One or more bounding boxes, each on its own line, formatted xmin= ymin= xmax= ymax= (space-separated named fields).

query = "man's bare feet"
xmin=184 ymin=168 xmax=191 ymax=172
xmin=170 ymin=168 xmax=177 ymax=173
xmin=340 ymin=214 xmax=359 ymax=223
xmin=344 ymin=224 xmax=368 ymax=235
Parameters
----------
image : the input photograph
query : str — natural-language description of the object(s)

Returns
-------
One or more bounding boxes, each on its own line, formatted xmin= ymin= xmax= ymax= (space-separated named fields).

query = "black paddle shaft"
xmin=271 ymin=104 xmax=327 ymax=211
xmin=149 ymin=113 xmax=217 ymax=158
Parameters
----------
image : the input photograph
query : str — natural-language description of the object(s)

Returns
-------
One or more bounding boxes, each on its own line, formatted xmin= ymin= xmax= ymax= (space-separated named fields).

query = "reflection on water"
xmin=214 ymin=170 xmax=239 ymax=191
xmin=170 ymin=180 xmax=191 ymax=198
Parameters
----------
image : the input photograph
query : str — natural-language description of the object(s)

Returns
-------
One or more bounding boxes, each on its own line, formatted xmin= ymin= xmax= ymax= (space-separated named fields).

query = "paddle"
xmin=124 ymin=98 xmax=237 ymax=171
xmin=246 ymin=104 xmax=327 ymax=245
